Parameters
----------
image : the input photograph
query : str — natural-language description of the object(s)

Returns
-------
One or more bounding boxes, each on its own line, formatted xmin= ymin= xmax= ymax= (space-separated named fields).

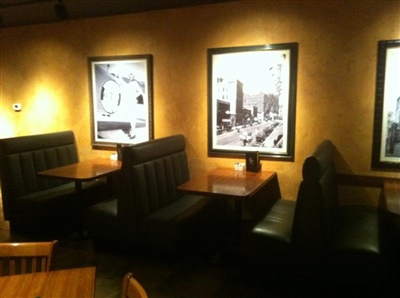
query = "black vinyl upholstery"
xmin=86 ymin=135 xmax=214 ymax=254
xmin=0 ymin=131 xmax=108 ymax=234
xmin=245 ymin=140 xmax=398 ymax=288
xmin=291 ymin=140 xmax=338 ymax=272
xmin=118 ymin=134 xmax=191 ymax=222
xmin=0 ymin=131 xmax=78 ymax=210
xmin=245 ymin=140 xmax=336 ymax=277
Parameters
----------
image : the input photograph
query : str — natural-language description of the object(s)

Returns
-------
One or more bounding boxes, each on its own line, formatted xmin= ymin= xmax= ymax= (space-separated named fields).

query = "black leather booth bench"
xmin=244 ymin=140 xmax=399 ymax=293
xmin=85 ymin=134 xmax=216 ymax=255
xmin=0 ymin=131 xmax=108 ymax=235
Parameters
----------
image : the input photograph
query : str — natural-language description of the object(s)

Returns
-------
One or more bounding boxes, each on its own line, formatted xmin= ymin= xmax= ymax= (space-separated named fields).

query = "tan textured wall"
xmin=1 ymin=0 xmax=399 ymax=201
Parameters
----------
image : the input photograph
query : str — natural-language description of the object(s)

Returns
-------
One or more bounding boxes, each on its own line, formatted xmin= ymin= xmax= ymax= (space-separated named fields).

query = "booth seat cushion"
xmin=142 ymin=194 xmax=211 ymax=229
xmin=85 ymin=199 xmax=124 ymax=250
xmin=87 ymin=194 xmax=214 ymax=253
xmin=244 ymin=199 xmax=296 ymax=276
xmin=244 ymin=139 xmax=398 ymax=287
xmin=244 ymin=140 xmax=336 ymax=278
xmin=0 ymin=131 xmax=108 ymax=234
xmin=86 ymin=135 xmax=215 ymax=254
xmin=140 ymin=194 xmax=211 ymax=250
xmin=251 ymin=199 xmax=296 ymax=243
xmin=330 ymin=205 xmax=381 ymax=253
xmin=13 ymin=180 xmax=105 ymax=209
xmin=326 ymin=205 xmax=395 ymax=283
xmin=10 ymin=182 xmax=77 ymax=232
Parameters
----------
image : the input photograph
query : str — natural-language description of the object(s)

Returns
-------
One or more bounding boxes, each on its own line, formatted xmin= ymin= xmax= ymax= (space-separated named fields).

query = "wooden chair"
xmin=122 ymin=272 xmax=148 ymax=298
xmin=0 ymin=240 xmax=57 ymax=276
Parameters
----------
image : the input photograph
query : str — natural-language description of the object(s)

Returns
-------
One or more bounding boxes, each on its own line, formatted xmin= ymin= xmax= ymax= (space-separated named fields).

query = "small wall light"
xmin=13 ymin=103 xmax=22 ymax=112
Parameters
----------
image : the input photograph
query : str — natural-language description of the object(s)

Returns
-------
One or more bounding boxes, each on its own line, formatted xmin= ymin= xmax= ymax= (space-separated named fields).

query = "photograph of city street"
xmin=208 ymin=43 xmax=298 ymax=160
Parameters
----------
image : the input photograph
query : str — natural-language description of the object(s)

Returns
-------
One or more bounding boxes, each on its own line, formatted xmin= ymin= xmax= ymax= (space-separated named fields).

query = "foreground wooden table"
xmin=0 ymin=267 xmax=96 ymax=298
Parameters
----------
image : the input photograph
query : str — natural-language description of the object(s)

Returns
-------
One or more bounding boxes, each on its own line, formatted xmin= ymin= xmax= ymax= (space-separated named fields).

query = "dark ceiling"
xmin=0 ymin=0 xmax=231 ymax=28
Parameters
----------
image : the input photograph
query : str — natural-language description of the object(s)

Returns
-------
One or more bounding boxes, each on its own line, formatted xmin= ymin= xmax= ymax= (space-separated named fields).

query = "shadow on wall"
xmin=334 ymin=146 xmax=383 ymax=207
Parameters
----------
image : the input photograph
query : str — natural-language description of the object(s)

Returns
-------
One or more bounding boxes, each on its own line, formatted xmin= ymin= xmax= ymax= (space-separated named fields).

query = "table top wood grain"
xmin=0 ymin=266 xmax=96 ymax=298
xmin=177 ymin=168 xmax=277 ymax=199
xmin=384 ymin=178 xmax=400 ymax=215
xmin=37 ymin=158 xmax=121 ymax=182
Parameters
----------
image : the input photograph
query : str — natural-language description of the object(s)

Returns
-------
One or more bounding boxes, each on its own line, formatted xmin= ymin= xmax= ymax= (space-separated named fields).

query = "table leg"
xmin=207 ymin=198 xmax=243 ymax=266
xmin=106 ymin=175 xmax=114 ymax=197
xmin=233 ymin=200 xmax=242 ymax=244
xmin=208 ymin=198 xmax=228 ymax=265
xmin=216 ymin=199 xmax=243 ymax=257
xmin=75 ymin=181 xmax=85 ymax=239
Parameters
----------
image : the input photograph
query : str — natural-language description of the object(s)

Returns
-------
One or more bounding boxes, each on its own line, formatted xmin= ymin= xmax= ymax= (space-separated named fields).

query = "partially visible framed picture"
xmin=207 ymin=43 xmax=298 ymax=161
xmin=372 ymin=39 xmax=400 ymax=169
xmin=88 ymin=55 xmax=153 ymax=147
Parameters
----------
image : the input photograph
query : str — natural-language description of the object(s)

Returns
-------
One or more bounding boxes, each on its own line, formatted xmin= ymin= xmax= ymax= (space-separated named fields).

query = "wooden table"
xmin=37 ymin=158 xmax=122 ymax=237
xmin=178 ymin=168 xmax=280 ymax=244
xmin=37 ymin=158 xmax=122 ymax=182
xmin=178 ymin=167 xmax=280 ymax=214
xmin=178 ymin=168 xmax=278 ymax=197
xmin=0 ymin=267 xmax=96 ymax=298
xmin=384 ymin=178 xmax=400 ymax=215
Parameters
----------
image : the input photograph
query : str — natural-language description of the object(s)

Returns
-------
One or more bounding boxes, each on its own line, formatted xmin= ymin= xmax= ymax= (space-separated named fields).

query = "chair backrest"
xmin=118 ymin=135 xmax=190 ymax=223
xmin=0 ymin=240 xmax=58 ymax=276
xmin=0 ymin=131 xmax=79 ymax=220
xmin=121 ymin=272 xmax=148 ymax=298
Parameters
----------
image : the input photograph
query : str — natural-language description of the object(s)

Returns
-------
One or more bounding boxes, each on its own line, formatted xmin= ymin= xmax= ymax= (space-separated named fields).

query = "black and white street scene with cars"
xmin=209 ymin=43 xmax=298 ymax=160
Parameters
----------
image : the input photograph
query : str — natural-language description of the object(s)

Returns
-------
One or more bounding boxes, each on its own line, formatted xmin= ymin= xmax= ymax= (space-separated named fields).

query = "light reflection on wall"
xmin=0 ymin=95 xmax=17 ymax=138
xmin=25 ymin=86 xmax=63 ymax=133
xmin=0 ymin=116 xmax=15 ymax=138
xmin=0 ymin=85 xmax=65 ymax=138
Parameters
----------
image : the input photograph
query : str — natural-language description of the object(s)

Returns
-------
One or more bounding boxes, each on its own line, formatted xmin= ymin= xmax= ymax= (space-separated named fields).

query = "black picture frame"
xmin=88 ymin=55 xmax=153 ymax=147
xmin=207 ymin=43 xmax=298 ymax=161
xmin=371 ymin=40 xmax=400 ymax=170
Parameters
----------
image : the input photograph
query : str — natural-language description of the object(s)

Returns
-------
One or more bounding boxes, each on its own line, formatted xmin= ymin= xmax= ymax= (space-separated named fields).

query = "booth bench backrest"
xmin=118 ymin=134 xmax=190 ymax=222
xmin=0 ymin=131 xmax=79 ymax=219
xmin=291 ymin=140 xmax=338 ymax=260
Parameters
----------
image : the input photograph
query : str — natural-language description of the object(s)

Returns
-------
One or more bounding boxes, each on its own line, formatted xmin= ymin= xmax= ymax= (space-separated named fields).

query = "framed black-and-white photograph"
xmin=207 ymin=43 xmax=298 ymax=161
xmin=372 ymin=39 xmax=400 ymax=169
xmin=88 ymin=55 xmax=153 ymax=147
